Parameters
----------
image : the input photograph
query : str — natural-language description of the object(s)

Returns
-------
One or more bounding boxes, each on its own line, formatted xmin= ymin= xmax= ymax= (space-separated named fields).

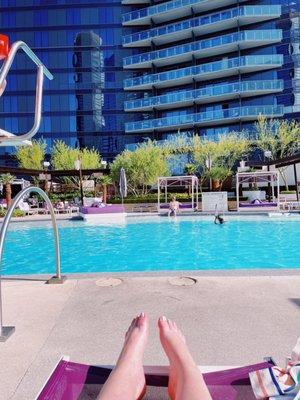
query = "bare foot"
xmin=116 ymin=313 xmax=149 ymax=398
xmin=158 ymin=316 xmax=212 ymax=400
xmin=99 ymin=313 xmax=149 ymax=400
xmin=158 ymin=316 xmax=196 ymax=398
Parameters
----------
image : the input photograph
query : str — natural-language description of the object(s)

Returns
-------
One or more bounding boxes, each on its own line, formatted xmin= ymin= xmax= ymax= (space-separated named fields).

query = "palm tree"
xmin=0 ymin=173 xmax=16 ymax=207
xmin=96 ymin=175 xmax=112 ymax=203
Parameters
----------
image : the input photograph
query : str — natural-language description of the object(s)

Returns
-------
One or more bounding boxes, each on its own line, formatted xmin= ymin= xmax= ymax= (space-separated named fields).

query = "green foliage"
xmin=96 ymin=175 xmax=112 ymax=186
xmin=80 ymin=147 xmax=102 ymax=169
xmin=15 ymin=139 xmax=46 ymax=169
xmin=184 ymin=163 xmax=197 ymax=175
xmin=281 ymin=190 xmax=296 ymax=194
xmin=254 ymin=116 xmax=300 ymax=160
xmin=109 ymin=193 xmax=248 ymax=204
xmin=160 ymin=135 xmax=191 ymax=155
xmin=0 ymin=173 xmax=15 ymax=185
xmin=254 ymin=116 xmax=300 ymax=189
xmin=51 ymin=141 xmax=78 ymax=170
xmin=191 ymin=133 xmax=250 ymax=170
xmin=205 ymin=165 xmax=232 ymax=182
xmin=0 ymin=209 xmax=25 ymax=218
xmin=110 ymin=192 xmax=193 ymax=204
xmin=13 ymin=209 xmax=26 ymax=217
xmin=51 ymin=140 xmax=101 ymax=170
xmin=189 ymin=133 xmax=250 ymax=189
xmin=110 ymin=141 xmax=169 ymax=196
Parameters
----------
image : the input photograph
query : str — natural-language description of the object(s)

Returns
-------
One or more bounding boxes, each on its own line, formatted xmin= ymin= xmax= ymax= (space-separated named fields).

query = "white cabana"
xmin=236 ymin=170 xmax=280 ymax=212
xmin=157 ymin=175 xmax=199 ymax=213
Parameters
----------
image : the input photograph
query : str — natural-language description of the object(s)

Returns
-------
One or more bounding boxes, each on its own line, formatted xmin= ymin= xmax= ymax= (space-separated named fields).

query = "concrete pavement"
xmin=0 ymin=273 xmax=299 ymax=399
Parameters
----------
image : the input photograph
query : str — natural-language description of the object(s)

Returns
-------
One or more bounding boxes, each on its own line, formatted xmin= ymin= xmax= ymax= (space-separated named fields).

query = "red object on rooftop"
xmin=0 ymin=34 xmax=9 ymax=60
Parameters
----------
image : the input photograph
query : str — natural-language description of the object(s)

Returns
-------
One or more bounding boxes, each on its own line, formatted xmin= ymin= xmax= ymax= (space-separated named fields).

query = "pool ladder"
xmin=0 ymin=40 xmax=53 ymax=145
xmin=0 ymin=187 xmax=66 ymax=342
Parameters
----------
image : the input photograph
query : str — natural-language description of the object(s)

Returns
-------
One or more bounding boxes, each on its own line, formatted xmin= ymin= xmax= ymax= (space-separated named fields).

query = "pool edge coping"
xmin=2 ymin=268 xmax=300 ymax=282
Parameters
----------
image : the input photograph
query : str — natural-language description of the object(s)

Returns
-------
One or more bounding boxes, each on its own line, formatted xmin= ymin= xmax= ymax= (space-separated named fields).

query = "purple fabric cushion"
xmin=160 ymin=203 xmax=194 ymax=209
xmin=239 ymin=202 xmax=277 ymax=208
xmin=80 ymin=205 xmax=125 ymax=214
xmin=37 ymin=359 xmax=272 ymax=400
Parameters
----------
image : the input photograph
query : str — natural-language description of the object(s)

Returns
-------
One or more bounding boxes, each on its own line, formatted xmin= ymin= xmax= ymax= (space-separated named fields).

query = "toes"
xmin=158 ymin=315 xmax=170 ymax=332
xmin=168 ymin=319 xmax=176 ymax=330
xmin=137 ymin=312 xmax=147 ymax=328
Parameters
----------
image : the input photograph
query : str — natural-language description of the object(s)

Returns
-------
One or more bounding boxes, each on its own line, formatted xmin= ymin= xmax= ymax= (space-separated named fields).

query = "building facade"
xmin=122 ymin=0 xmax=300 ymax=145
xmin=0 ymin=0 xmax=137 ymax=163
xmin=0 ymin=0 xmax=299 ymax=164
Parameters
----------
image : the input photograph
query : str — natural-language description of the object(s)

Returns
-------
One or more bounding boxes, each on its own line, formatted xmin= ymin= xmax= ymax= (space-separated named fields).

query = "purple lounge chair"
xmin=80 ymin=205 xmax=126 ymax=214
xmin=160 ymin=203 xmax=196 ymax=214
xmin=36 ymin=358 xmax=273 ymax=400
xmin=239 ymin=201 xmax=278 ymax=208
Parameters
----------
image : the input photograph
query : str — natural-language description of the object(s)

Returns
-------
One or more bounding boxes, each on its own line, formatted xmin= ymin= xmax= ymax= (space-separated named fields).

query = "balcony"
xmin=122 ymin=0 xmax=149 ymax=4
xmin=125 ymin=105 xmax=284 ymax=133
xmin=124 ymin=80 xmax=283 ymax=111
xmin=123 ymin=30 xmax=282 ymax=69
xmin=122 ymin=0 xmax=250 ymax=26
xmin=123 ymin=5 xmax=281 ymax=47
xmin=124 ymin=54 xmax=283 ymax=91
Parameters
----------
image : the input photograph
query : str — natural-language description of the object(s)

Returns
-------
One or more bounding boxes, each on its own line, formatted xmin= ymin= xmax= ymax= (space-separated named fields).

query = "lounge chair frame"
xmin=157 ymin=175 xmax=199 ymax=213
xmin=35 ymin=355 xmax=276 ymax=400
xmin=236 ymin=170 xmax=280 ymax=212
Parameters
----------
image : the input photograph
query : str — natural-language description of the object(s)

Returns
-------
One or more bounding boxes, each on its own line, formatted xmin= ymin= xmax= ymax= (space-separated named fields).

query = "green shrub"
xmin=13 ymin=209 xmax=26 ymax=217
xmin=109 ymin=193 xmax=247 ymax=204
xmin=0 ymin=209 xmax=26 ymax=218
xmin=281 ymin=190 xmax=296 ymax=194
xmin=110 ymin=192 xmax=195 ymax=204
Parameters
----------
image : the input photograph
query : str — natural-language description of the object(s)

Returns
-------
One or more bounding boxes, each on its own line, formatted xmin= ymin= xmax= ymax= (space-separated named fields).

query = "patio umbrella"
xmin=119 ymin=167 xmax=127 ymax=204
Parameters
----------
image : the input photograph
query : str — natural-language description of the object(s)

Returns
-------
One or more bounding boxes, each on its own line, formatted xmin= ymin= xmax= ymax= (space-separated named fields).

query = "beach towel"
xmin=250 ymin=338 xmax=300 ymax=399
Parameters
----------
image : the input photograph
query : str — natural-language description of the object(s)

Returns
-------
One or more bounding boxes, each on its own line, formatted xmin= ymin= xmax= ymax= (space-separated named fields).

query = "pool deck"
xmin=0 ymin=272 xmax=299 ymax=399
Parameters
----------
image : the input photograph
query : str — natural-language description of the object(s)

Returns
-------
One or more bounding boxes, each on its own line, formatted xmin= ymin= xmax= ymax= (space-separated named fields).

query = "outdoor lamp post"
xmin=264 ymin=150 xmax=272 ymax=161
xmin=206 ymin=156 xmax=212 ymax=191
xmin=42 ymin=160 xmax=51 ymax=193
xmin=101 ymin=160 xmax=107 ymax=169
xmin=74 ymin=158 xmax=84 ymax=205
xmin=264 ymin=150 xmax=272 ymax=201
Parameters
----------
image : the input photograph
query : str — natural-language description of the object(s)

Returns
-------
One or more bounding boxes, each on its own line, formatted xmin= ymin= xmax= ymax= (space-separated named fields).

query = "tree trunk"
xmin=6 ymin=183 xmax=12 ymax=207
xmin=212 ymin=179 xmax=220 ymax=191
xmin=279 ymin=167 xmax=289 ymax=192
xmin=102 ymin=185 xmax=107 ymax=203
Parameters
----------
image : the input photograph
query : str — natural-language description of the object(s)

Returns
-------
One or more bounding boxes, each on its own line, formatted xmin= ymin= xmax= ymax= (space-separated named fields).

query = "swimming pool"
xmin=1 ymin=216 xmax=300 ymax=275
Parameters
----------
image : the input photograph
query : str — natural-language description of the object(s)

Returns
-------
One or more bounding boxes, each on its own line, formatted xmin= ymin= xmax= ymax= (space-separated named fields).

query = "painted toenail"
xmin=161 ymin=316 xmax=167 ymax=321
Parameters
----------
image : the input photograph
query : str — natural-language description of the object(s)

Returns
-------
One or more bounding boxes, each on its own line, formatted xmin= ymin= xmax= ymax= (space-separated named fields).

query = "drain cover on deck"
xmin=95 ymin=277 xmax=122 ymax=287
xmin=168 ymin=276 xmax=197 ymax=286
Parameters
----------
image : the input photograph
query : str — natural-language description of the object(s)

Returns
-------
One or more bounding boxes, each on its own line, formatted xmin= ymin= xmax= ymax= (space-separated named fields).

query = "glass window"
xmin=66 ymin=9 xmax=81 ymax=25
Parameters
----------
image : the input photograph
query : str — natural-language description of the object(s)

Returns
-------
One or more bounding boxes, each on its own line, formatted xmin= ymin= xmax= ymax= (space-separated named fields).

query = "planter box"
xmin=202 ymin=192 xmax=228 ymax=212
xmin=280 ymin=193 xmax=297 ymax=201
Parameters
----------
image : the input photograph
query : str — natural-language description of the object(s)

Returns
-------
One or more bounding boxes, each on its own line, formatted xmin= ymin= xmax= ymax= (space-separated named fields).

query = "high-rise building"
xmin=122 ymin=0 xmax=300 ymax=145
xmin=0 ymin=0 xmax=136 ymax=163
xmin=0 ymin=0 xmax=300 ymax=164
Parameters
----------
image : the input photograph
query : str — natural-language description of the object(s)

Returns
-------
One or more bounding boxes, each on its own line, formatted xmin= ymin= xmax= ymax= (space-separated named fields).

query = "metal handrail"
xmin=0 ymin=186 xmax=63 ymax=341
xmin=0 ymin=41 xmax=53 ymax=145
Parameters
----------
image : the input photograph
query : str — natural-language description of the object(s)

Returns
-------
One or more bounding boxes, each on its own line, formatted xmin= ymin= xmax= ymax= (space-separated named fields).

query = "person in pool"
xmin=214 ymin=213 xmax=225 ymax=224
xmin=168 ymin=196 xmax=181 ymax=217
xmin=98 ymin=313 xmax=212 ymax=400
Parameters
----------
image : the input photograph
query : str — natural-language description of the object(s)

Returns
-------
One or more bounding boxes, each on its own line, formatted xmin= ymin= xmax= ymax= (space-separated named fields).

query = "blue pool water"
xmin=1 ymin=216 xmax=300 ymax=275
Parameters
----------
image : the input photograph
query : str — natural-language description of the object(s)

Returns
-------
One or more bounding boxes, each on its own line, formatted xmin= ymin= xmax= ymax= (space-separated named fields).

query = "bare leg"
xmin=158 ymin=316 xmax=212 ymax=400
xmin=98 ymin=313 xmax=149 ymax=400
